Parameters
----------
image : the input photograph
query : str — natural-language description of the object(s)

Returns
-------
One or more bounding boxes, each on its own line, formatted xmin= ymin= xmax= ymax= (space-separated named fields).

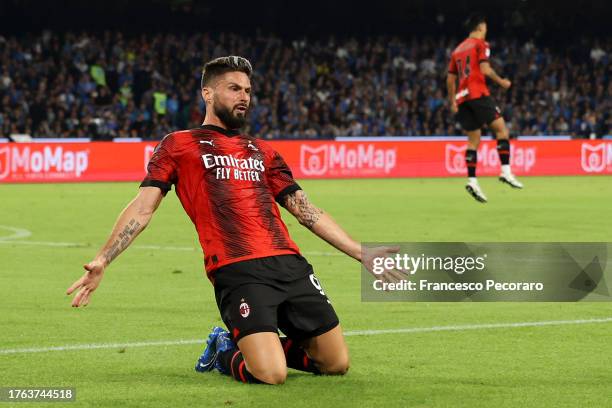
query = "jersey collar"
xmin=200 ymin=124 xmax=241 ymax=137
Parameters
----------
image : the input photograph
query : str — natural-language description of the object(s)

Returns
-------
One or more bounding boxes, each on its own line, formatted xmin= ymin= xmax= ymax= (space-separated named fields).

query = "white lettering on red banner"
xmin=300 ymin=143 xmax=396 ymax=176
xmin=0 ymin=146 xmax=89 ymax=181
xmin=581 ymin=142 xmax=612 ymax=173
xmin=445 ymin=143 xmax=536 ymax=174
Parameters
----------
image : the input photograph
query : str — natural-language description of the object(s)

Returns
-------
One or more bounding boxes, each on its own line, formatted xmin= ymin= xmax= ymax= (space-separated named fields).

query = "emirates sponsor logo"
xmin=0 ymin=146 xmax=89 ymax=180
xmin=202 ymin=153 xmax=265 ymax=182
xmin=445 ymin=143 xmax=536 ymax=174
xmin=300 ymin=143 xmax=396 ymax=176
xmin=202 ymin=153 xmax=265 ymax=172
xmin=581 ymin=143 xmax=612 ymax=173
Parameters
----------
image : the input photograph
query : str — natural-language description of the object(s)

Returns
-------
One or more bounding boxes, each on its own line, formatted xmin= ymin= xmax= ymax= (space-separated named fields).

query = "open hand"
xmin=66 ymin=260 xmax=105 ymax=307
xmin=361 ymin=246 xmax=408 ymax=284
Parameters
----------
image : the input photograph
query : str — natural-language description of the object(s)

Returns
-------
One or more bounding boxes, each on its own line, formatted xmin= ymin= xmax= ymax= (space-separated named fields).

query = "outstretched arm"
xmin=282 ymin=190 xmax=406 ymax=283
xmin=283 ymin=190 xmax=361 ymax=260
xmin=66 ymin=187 xmax=164 ymax=307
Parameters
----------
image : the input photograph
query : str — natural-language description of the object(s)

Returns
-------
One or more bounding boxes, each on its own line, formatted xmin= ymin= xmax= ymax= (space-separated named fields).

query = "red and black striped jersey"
xmin=448 ymin=37 xmax=491 ymax=105
xmin=141 ymin=125 xmax=301 ymax=282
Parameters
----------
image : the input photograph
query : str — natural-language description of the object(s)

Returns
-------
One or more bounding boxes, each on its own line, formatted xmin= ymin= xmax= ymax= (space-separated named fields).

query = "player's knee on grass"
xmin=318 ymin=351 xmax=350 ymax=375
xmin=237 ymin=331 xmax=287 ymax=384
xmin=250 ymin=364 xmax=288 ymax=385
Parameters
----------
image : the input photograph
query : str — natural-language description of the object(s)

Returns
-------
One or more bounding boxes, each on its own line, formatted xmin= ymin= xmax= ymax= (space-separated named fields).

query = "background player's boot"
xmin=214 ymin=330 xmax=236 ymax=375
xmin=499 ymin=172 xmax=524 ymax=189
xmin=465 ymin=179 xmax=488 ymax=203
xmin=195 ymin=326 xmax=226 ymax=372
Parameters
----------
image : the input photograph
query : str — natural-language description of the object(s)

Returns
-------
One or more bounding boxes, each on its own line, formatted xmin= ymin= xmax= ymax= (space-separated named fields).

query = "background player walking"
xmin=447 ymin=14 xmax=524 ymax=203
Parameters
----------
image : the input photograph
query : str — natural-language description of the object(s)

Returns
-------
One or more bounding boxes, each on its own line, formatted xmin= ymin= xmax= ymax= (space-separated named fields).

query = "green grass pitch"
xmin=1 ymin=176 xmax=611 ymax=407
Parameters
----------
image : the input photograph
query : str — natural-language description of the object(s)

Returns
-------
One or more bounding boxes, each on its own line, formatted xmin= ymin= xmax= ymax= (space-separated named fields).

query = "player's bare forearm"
xmin=283 ymin=190 xmax=324 ymax=229
xmin=67 ymin=187 xmax=163 ymax=307
xmin=311 ymin=213 xmax=361 ymax=260
xmin=94 ymin=187 xmax=163 ymax=267
xmin=446 ymin=74 xmax=457 ymax=104
xmin=282 ymin=190 xmax=361 ymax=261
xmin=479 ymin=62 xmax=506 ymax=87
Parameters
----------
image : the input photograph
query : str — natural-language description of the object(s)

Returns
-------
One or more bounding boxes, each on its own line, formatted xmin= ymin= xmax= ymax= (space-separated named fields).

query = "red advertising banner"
xmin=0 ymin=140 xmax=610 ymax=183
xmin=283 ymin=139 xmax=612 ymax=178
xmin=0 ymin=142 xmax=157 ymax=182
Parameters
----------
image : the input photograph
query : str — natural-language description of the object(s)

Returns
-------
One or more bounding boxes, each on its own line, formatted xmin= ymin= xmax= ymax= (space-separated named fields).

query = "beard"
xmin=214 ymin=101 xmax=248 ymax=130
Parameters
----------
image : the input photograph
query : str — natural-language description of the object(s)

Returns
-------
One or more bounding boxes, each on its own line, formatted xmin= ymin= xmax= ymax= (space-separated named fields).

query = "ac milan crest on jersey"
xmin=239 ymin=301 xmax=250 ymax=318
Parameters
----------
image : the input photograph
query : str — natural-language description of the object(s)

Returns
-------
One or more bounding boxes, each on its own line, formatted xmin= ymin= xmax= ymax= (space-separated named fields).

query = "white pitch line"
xmin=0 ymin=240 xmax=90 ymax=248
xmin=0 ymin=238 xmax=343 ymax=256
xmin=344 ymin=317 xmax=612 ymax=335
xmin=0 ymin=225 xmax=32 ymax=241
xmin=1 ymin=317 xmax=611 ymax=355
xmin=0 ymin=239 xmax=196 ymax=251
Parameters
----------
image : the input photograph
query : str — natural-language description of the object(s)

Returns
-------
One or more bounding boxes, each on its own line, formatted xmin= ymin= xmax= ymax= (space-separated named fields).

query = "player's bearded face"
xmin=213 ymin=95 xmax=249 ymax=129
xmin=212 ymin=72 xmax=251 ymax=129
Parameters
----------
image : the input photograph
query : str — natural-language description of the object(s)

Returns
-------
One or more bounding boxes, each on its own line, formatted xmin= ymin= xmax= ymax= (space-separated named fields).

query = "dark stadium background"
xmin=2 ymin=0 xmax=610 ymax=39
xmin=1 ymin=0 xmax=609 ymax=140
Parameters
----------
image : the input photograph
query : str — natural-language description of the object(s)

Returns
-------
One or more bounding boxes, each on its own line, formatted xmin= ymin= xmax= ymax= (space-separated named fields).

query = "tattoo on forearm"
xmin=103 ymin=219 xmax=142 ymax=264
xmin=284 ymin=191 xmax=323 ymax=229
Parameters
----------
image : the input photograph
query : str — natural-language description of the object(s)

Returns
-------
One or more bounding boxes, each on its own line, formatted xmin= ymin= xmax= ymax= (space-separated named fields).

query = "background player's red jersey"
xmin=448 ymin=38 xmax=491 ymax=105
xmin=141 ymin=125 xmax=301 ymax=281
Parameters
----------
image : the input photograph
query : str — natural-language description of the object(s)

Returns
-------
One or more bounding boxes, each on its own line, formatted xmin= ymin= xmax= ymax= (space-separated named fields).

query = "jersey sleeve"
xmin=477 ymin=41 xmax=491 ymax=63
xmin=448 ymin=53 xmax=458 ymax=74
xmin=140 ymin=135 xmax=178 ymax=195
xmin=265 ymin=149 xmax=301 ymax=204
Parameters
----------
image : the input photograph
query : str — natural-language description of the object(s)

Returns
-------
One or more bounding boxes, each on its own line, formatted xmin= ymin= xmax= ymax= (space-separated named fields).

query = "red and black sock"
xmin=280 ymin=337 xmax=321 ymax=374
xmin=216 ymin=337 xmax=320 ymax=383
xmin=465 ymin=149 xmax=477 ymax=178
xmin=497 ymin=139 xmax=510 ymax=165
xmin=218 ymin=348 xmax=261 ymax=384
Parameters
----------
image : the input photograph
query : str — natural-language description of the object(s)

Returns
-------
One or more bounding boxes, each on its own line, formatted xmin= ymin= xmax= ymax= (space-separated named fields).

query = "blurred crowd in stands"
xmin=0 ymin=31 xmax=609 ymax=139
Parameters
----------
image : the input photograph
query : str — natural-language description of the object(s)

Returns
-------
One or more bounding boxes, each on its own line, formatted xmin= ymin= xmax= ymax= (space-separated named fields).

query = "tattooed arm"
xmin=282 ymin=190 xmax=362 ymax=261
xmin=66 ymin=187 xmax=164 ymax=307
xmin=282 ymin=189 xmax=406 ymax=283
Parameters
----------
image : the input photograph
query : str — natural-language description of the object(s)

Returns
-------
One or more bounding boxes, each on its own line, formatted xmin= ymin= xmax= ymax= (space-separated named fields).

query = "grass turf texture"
xmin=1 ymin=176 xmax=611 ymax=407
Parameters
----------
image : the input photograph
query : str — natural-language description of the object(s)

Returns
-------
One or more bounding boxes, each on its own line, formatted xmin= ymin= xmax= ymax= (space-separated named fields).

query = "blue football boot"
xmin=213 ymin=330 xmax=237 ymax=375
xmin=195 ymin=326 xmax=226 ymax=373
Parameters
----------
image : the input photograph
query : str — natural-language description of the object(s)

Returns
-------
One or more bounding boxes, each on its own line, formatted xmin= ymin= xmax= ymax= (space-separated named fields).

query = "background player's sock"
xmin=279 ymin=337 xmax=321 ymax=374
xmin=218 ymin=348 xmax=262 ymax=384
xmin=501 ymin=164 xmax=511 ymax=177
xmin=465 ymin=149 xmax=477 ymax=178
xmin=497 ymin=139 xmax=511 ymax=174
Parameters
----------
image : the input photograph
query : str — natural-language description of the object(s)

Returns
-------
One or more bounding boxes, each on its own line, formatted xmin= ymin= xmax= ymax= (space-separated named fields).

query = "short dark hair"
xmin=464 ymin=13 xmax=487 ymax=34
xmin=200 ymin=56 xmax=253 ymax=88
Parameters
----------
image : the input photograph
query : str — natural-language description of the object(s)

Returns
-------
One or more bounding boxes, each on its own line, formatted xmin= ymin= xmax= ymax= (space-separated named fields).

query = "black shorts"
xmin=213 ymin=254 xmax=339 ymax=343
xmin=457 ymin=96 xmax=502 ymax=131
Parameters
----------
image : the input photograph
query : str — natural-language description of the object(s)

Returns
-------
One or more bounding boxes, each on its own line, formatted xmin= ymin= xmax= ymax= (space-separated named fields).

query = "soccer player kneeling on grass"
xmin=66 ymin=56 xmax=401 ymax=385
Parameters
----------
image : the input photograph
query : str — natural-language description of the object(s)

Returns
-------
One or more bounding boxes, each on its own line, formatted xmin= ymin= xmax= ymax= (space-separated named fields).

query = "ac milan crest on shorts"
xmin=214 ymin=254 xmax=339 ymax=342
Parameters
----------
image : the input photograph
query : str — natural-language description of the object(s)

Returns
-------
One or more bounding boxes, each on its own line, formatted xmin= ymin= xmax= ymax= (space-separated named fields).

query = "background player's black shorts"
xmin=457 ymin=96 xmax=502 ymax=131
xmin=213 ymin=254 xmax=339 ymax=343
